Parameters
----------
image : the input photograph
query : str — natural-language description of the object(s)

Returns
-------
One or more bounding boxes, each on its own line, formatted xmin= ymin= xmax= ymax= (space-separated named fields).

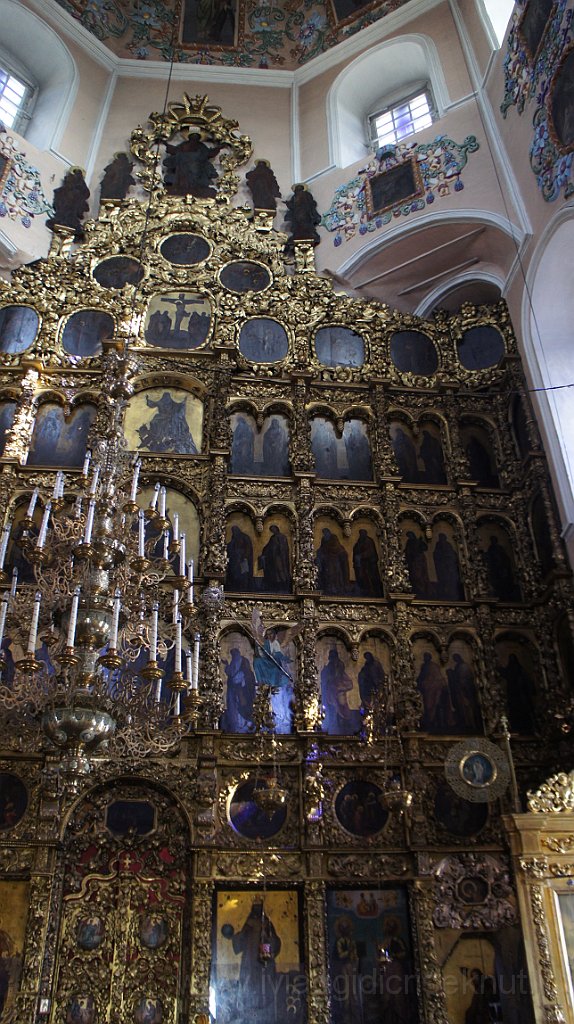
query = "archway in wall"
xmin=525 ymin=215 xmax=574 ymax=532
xmin=325 ymin=213 xmax=521 ymax=314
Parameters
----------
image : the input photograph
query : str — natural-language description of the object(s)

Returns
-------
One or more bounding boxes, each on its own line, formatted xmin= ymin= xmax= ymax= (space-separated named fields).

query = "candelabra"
xmin=0 ymin=353 xmax=202 ymax=789
xmin=362 ymin=677 xmax=413 ymax=816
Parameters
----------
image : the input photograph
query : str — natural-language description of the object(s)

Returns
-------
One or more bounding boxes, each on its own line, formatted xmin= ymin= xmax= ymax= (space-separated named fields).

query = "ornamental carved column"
xmin=411 ymin=880 xmax=449 ymax=1024
xmin=2 ymin=368 xmax=39 ymax=463
xmin=305 ymin=879 xmax=329 ymax=1024
xmin=188 ymin=880 xmax=214 ymax=1021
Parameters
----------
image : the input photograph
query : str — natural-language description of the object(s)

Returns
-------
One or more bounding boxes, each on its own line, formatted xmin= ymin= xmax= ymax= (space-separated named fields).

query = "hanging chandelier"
xmin=0 ymin=350 xmax=202 ymax=790
xmin=362 ymin=677 xmax=413 ymax=816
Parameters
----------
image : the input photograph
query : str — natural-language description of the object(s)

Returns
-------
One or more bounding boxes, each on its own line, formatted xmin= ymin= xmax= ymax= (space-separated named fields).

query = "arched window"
xmin=0 ymin=0 xmax=76 ymax=150
xmin=328 ymin=35 xmax=448 ymax=169
xmin=0 ymin=48 xmax=36 ymax=133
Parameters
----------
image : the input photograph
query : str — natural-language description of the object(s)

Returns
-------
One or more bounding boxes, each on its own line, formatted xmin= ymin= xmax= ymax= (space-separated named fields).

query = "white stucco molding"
xmin=414 ymin=269 xmax=505 ymax=317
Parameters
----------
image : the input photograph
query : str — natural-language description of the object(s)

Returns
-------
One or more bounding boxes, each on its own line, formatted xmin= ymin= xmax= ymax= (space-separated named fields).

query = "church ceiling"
xmin=57 ymin=0 xmax=412 ymax=68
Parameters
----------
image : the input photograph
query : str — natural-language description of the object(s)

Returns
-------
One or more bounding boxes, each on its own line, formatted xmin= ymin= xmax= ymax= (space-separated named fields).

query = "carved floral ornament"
xmin=528 ymin=770 xmax=574 ymax=813
xmin=432 ymin=853 xmax=517 ymax=930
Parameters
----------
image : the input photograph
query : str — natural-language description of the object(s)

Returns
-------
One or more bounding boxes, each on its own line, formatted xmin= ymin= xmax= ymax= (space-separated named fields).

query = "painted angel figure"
xmin=250 ymin=607 xmax=300 ymax=733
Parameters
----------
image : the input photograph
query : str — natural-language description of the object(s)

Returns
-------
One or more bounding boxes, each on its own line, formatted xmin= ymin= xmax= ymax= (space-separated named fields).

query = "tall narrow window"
xmin=369 ymin=87 xmax=434 ymax=150
xmin=0 ymin=66 xmax=33 ymax=132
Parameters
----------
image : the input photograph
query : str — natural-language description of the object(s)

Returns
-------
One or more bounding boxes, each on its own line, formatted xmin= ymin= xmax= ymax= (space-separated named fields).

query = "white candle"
xmin=159 ymin=486 xmax=166 ymax=519
xmin=52 ymin=471 xmax=64 ymax=500
xmin=138 ymin=510 xmax=145 ymax=557
xmin=110 ymin=589 xmax=121 ymax=649
xmin=174 ymin=692 xmax=181 ymax=717
xmin=84 ymin=500 xmax=96 ymax=545
xmin=10 ymin=568 xmax=18 ymax=597
xmin=179 ymin=533 xmax=186 ymax=577
xmin=172 ymin=588 xmax=180 ymax=624
xmin=82 ymin=449 xmax=92 ymax=477
xmin=150 ymin=483 xmax=160 ymax=512
xmin=130 ymin=459 xmax=141 ymax=502
xmin=74 ymin=495 xmax=83 ymax=519
xmin=37 ymin=503 xmax=52 ymax=548
xmin=186 ymin=649 xmax=193 ymax=687
xmin=26 ymin=488 xmax=39 ymax=519
xmin=173 ymin=513 xmax=179 ymax=543
xmin=192 ymin=632 xmax=200 ymax=691
xmin=27 ymin=591 xmax=42 ymax=654
xmin=0 ymin=524 xmax=10 ymax=571
xmin=66 ymin=586 xmax=81 ymax=647
xmin=89 ymin=464 xmax=100 ymax=496
xmin=187 ymin=558 xmax=194 ymax=605
xmin=149 ymin=602 xmax=159 ymax=662
xmin=175 ymin=616 xmax=182 ymax=674
xmin=0 ymin=594 xmax=9 ymax=648
xmin=162 ymin=532 xmax=169 ymax=561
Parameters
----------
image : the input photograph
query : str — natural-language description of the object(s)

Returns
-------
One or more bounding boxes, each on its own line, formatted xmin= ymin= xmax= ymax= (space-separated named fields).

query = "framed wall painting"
xmin=27 ymin=403 xmax=96 ymax=468
xmin=518 ymin=0 xmax=554 ymax=62
xmin=124 ymin=388 xmax=203 ymax=456
xmin=555 ymin=890 xmax=574 ymax=1005
xmin=159 ymin=233 xmax=211 ymax=266
xmin=238 ymin=318 xmax=289 ymax=363
xmin=328 ymin=0 xmax=380 ymax=27
xmin=549 ymin=46 xmax=574 ymax=153
xmin=364 ymin=159 xmax=424 ymax=219
xmin=61 ymin=309 xmax=114 ymax=358
xmin=0 ymin=879 xmax=30 ymax=1021
xmin=438 ymin=928 xmax=534 ymax=1024
xmin=0 ymin=305 xmax=40 ymax=355
xmin=144 ymin=292 xmax=211 ymax=350
xmin=92 ymin=256 xmax=144 ymax=290
xmin=326 ymin=887 xmax=418 ymax=1024
xmin=0 ymin=401 xmax=16 ymax=457
xmin=211 ymin=887 xmax=305 ymax=1024
xmin=314 ymin=326 xmax=365 ymax=368
xmin=180 ymin=0 xmax=243 ymax=49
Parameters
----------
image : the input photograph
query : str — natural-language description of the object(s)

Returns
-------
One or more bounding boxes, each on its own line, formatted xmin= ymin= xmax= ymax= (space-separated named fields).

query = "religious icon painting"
xmin=0 ymin=772 xmax=28 ymax=830
xmin=27 ymin=402 xmax=96 ymax=467
xmin=220 ymin=627 xmax=296 ymax=734
xmin=311 ymin=417 xmax=372 ymax=480
xmin=61 ymin=309 xmax=114 ymax=357
xmin=314 ymin=325 xmax=365 ymax=368
xmin=314 ymin=518 xmax=383 ymax=598
xmin=333 ymin=780 xmax=389 ymax=837
xmin=76 ymin=915 xmax=105 ymax=951
xmin=328 ymin=0 xmax=379 ymax=26
xmin=317 ymin=636 xmax=389 ymax=736
xmin=159 ymin=232 xmax=211 ymax=265
xmin=477 ymin=522 xmax=521 ymax=602
xmin=495 ymin=637 xmax=538 ymax=735
xmin=0 ymin=304 xmax=39 ymax=354
xmin=65 ymin=995 xmax=97 ymax=1024
xmin=138 ymin=486 xmax=200 ymax=569
xmin=0 ymin=880 xmax=29 ymax=1021
xmin=438 ymin=929 xmax=535 ymax=1024
xmin=459 ymin=422 xmax=499 ymax=488
xmin=0 ymin=400 xmax=16 ymax=457
xmin=92 ymin=255 xmax=144 ymax=289
xmin=105 ymin=799 xmax=156 ymax=836
xmin=225 ymin=513 xmax=292 ymax=595
xmin=219 ymin=261 xmax=271 ymax=293
xmin=390 ymin=330 xmax=439 ymax=377
xmin=180 ymin=0 xmax=242 ymax=49
xmin=139 ymin=913 xmax=169 ymax=950
xmin=229 ymin=412 xmax=290 ymax=477
xmin=433 ymin=779 xmax=488 ymax=837
xmin=549 ymin=46 xmax=574 ymax=152
xmin=227 ymin=777 xmax=288 ymax=840
xmin=144 ymin=292 xmax=212 ymax=350
xmin=556 ymin=892 xmax=574 ymax=998
xmin=364 ymin=159 xmax=424 ymax=219
xmin=456 ymin=325 xmax=505 ymax=371
xmin=238 ymin=318 xmax=289 ymax=363
xmin=518 ymin=0 xmax=554 ymax=61
xmin=124 ymin=388 xmax=203 ymax=456
xmin=211 ymin=888 xmax=305 ymax=1024
xmin=326 ymin=887 xmax=418 ymax=1024
xmin=414 ymin=641 xmax=470 ymax=735
xmin=133 ymin=995 xmax=164 ymax=1024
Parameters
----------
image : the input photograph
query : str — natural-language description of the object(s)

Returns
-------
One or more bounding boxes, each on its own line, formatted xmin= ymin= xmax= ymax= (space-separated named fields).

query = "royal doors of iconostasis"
xmin=50 ymin=783 xmax=191 ymax=1024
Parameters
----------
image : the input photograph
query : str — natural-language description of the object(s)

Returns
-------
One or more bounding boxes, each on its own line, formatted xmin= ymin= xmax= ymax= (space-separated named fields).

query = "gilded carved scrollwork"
xmin=528 ymin=771 xmax=574 ymax=813
xmin=305 ymin=880 xmax=330 ymax=1024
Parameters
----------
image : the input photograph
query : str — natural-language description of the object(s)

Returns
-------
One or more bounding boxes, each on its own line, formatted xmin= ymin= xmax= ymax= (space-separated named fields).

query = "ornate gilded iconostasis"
xmin=0 ymin=94 xmax=573 ymax=1024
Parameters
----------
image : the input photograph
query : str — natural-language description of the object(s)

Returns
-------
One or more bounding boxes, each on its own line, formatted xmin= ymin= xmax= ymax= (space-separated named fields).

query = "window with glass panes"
xmin=0 ymin=68 xmax=30 ymax=131
xmin=369 ymin=88 xmax=434 ymax=149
